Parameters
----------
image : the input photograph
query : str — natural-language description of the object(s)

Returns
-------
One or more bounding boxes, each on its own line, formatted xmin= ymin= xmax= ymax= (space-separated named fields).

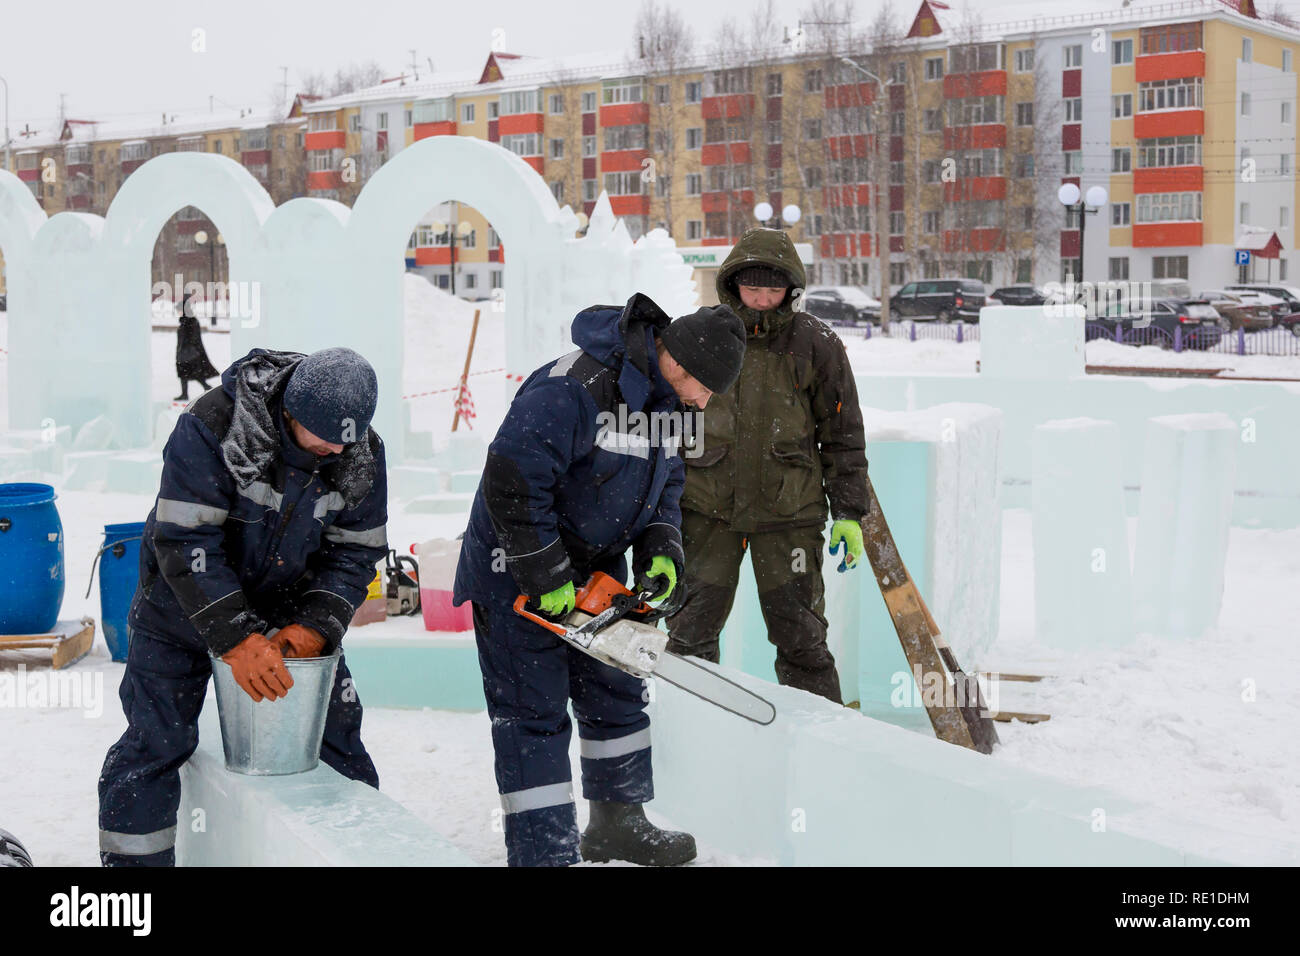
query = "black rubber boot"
xmin=580 ymin=801 xmax=697 ymax=866
xmin=173 ymin=380 xmax=189 ymax=401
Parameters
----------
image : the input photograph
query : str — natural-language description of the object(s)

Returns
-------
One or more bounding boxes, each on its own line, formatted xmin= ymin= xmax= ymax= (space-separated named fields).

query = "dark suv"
xmin=1085 ymin=297 xmax=1224 ymax=350
xmin=893 ymin=279 xmax=986 ymax=322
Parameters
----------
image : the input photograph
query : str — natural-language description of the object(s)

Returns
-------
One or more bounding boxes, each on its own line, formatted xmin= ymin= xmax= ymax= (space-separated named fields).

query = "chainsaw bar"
xmin=650 ymin=651 xmax=776 ymax=726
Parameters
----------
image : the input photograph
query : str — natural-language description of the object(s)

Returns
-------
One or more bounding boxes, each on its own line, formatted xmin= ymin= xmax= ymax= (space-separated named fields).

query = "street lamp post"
xmin=1058 ymin=182 xmax=1108 ymax=288
xmin=194 ymin=229 xmax=225 ymax=326
xmin=431 ymin=206 xmax=474 ymax=296
xmin=0 ymin=75 xmax=10 ymax=176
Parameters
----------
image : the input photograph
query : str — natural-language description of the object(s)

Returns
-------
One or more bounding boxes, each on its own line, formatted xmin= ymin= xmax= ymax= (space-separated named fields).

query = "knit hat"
xmin=659 ymin=305 xmax=747 ymax=394
xmin=732 ymin=265 xmax=793 ymax=289
xmin=283 ymin=348 xmax=379 ymax=445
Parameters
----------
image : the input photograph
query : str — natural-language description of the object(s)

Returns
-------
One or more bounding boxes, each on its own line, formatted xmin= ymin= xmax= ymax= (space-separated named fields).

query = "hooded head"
xmin=715 ymin=227 xmax=807 ymax=333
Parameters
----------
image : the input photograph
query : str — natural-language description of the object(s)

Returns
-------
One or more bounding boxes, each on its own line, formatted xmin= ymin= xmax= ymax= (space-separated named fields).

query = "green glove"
xmin=538 ymin=581 xmax=576 ymax=616
xmin=638 ymin=554 xmax=678 ymax=603
xmin=829 ymin=519 xmax=865 ymax=572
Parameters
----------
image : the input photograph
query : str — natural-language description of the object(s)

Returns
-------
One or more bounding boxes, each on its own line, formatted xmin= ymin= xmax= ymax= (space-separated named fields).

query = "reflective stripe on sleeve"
xmin=155 ymin=498 xmax=229 ymax=528
xmin=323 ymin=524 xmax=388 ymax=548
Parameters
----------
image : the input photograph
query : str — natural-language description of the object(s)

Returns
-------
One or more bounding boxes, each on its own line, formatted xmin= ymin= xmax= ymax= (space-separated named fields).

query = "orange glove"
xmin=274 ymin=623 xmax=327 ymax=659
xmin=221 ymin=633 xmax=293 ymax=702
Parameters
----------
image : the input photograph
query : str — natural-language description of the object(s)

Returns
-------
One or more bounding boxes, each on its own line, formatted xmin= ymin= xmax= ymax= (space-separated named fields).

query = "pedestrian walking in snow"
xmin=453 ymin=293 xmax=746 ymax=866
xmin=98 ymin=347 xmax=389 ymax=866
xmin=665 ymin=228 xmax=870 ymax=704
xmin=174 ymin=293 xmax=219 ymax=401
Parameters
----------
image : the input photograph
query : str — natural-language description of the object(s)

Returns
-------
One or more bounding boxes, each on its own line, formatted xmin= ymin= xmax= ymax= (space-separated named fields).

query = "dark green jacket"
xmin=682 ymin=227 xmax=870 ymax=532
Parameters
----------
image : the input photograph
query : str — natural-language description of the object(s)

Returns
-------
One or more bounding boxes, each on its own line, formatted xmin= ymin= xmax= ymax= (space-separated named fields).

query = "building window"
xmin=803 ymin=166 xmax=823 ymax=188
xmin=1014 ymin=48 xmax=1034 ymax=73
xmin=550 ymin=94 xmax=565 ymax=114
xmin=684 ymin=173 xmax=702 ymax=196
xmin=923 ymin=211 xmax=940 ymax=233
xmin=766 ymin=73 xmax=783 ymax=97
xmin=1282 ymin=153 xmax=1292 ymax=176
xmin=925 ymin=56 xmax=944 ymax=80
xmin=1281 ymin=206 xmax=1290 ymax=228
xmin=685 ymin=127 xmax=703 ymax=149
xmin=1284 ymin=101 xmax=1293 ymax=124
xmin=1015 ymin=258 xmax=1033 ymax=282
xmin=686 ymin=220 xmax=702 ymax=241
xmin=804 ymin=69 xmax=823 ymax=93
xmin=1137 ymin=77 xmax=1203 ymax=111
xmin=889 ymin=262 xmax=907 ymax=286
xmin=462 ymin=104 xmax=475 ymax=123
xmin=766 ymin=121 xmax=782 ymax=144
xmin=1016 ymin=154 xmax=1035 ymax=178
xmin=1064 ymin=150 xmax=1082 ymax=174
xmin=1139 ymin=22 xmax=1202 ymax=55
xmin=1242 ymin=92 xmax=1251 ymax=116
xmin=1137 ymin=135 xmax=1201 ymax=167
xmin=890 ymin=112 xmax=905 ymax=134
xmin=296 ymin=132 xmax=304 ymax=147
xmin=684 ymin=82 xmax=702 ymax=104
xmin=655 ymin=84 xmax=669 ymax=105
xmin=890 ymin=62 xmax=906 ymax=84
xmin=889 ymin=161 xmax=904 ymax=184
xmin=1243 ymin=37 xmax=1253 ymax=62
xmin=1065 ymin=98 xmax=1083 ymax=122
xmin=890 ymin=211 xmax=905 ymax=234
xmin=1112 ymin=202 xmax=1131 ymax=226
xmin=501 ymin=90 xmax=540 ymax=115
xmin=1285 ymin=49 xmax=1294 ymax=72
xmin=490 ymin=270 xmax=503 ymax=289
xmin=1240 ymin=201 xmax=1250 ymax=224
xmin=602 ymin=78 xmax=644 ymax=105
xmin=1112 ymin=93 xmax=1132 ymax=118
xmin=804 ymin=119 xmax=822 ymax=140
xmin=767 ymin=168 xmax=782 ymax=190
xmin=1152 ymin=255 xmax=1189 ymax=278
xmin=923 ymin=109 xmax=942 ymax=132
xmin=603 ymin=126 xmax=647 ymax=151
xmin=654 ymin=175 xmax=670 ymax=198
xmin=500 ymin=133 xmax=542 ymax=156
xmin=1109 ymin=257 xmax=1130 ymax=280
xmin=551 ymin=181 xmax=564 ymax=202
xmin=550 ymin=138 xmax=564 ymax=160
xmin=1113 ymin=38 xmax=1134 ymax=65
xmin=1112 ymin=148 xmax=1131 ymax=172
xmin=949 ymin=43 xmax=1002 ymax=72
xmin=1016 ymin=102 xmax=1034 ymax=126
xmin=1064 ymin=45 xmax=1083 ymax=68
xmin=582 ymin=135 xmax=596 ymax=157
xmin=1281 ymin=259 xmax=1289 ymax=280
xmin=1136 ymin=192 xmax=1202 ymax=223
xmin=348 ymin=114 xmax=361 ymax=133
xmin=488 ymin=101 xmax=499 ymax=119
xmin=376 ymin=113 xmax=388 ymax=131
xmin=583 ymin=179 xmax=597 ymax=202
xmin=405 ymin=110 xmax=413 ymax=127
xmin=581 ymin=91 xmax=597 ymax=112
xmin=213 ymin=140 xmax=223 ymax=154
xmin=603 ymin=171 xmax=645 ymax=196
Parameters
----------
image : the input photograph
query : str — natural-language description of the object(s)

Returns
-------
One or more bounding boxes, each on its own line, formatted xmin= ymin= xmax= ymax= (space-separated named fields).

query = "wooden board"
xmin=978 ymin=672 xmax=1048 ymax=683
xmin=0 ymin=618 xmax=96 ymax=669
xmin=862 ymin=477 xmax=994 ymax=752
xmin=990 ymin=711 xmax=1051 ymax=724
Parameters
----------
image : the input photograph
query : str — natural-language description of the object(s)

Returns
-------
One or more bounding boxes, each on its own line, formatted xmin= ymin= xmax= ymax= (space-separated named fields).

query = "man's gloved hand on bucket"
xmin=274 ymin=623 xmax=327 ymax=659
xmin=636 ymin=554 xmax=680 ymax=604
xmin=829 ymin=519 xmax=865 ymax=573
xmin=222 ymin=633 xmax=294 ymax=702
xmin=538 ymin=580 xmax=576 ymax=617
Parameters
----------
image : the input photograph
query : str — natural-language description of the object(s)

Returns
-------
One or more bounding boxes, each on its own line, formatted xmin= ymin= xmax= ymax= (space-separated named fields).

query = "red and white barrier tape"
xmin=402 ymin=367 xmax=523 ymax=401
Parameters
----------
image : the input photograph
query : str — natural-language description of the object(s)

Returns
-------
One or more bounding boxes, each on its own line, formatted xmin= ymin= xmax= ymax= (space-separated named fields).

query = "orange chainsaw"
xmin=514 ymin=572 xmax=776 ymax=725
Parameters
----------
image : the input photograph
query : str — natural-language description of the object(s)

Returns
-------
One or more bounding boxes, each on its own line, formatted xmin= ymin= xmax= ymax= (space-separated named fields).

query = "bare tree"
xmin=1262 ymin=1 xmax=1299 ymax=28
xmin=543 ymin=64 xmax=586 ymax=223
xmin=632 ymin=0 xmax=697 ymax=236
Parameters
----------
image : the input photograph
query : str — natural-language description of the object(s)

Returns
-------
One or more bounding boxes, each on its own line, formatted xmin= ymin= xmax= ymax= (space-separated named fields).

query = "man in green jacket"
xmin=665 ymin=227 xmax=869 ymax=703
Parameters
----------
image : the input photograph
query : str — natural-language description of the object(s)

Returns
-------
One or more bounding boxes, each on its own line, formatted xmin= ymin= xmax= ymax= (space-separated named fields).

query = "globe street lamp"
xmin=1058 ymin=182 xmax=1108 ymax=287
xmin=753 ymin=201 xmax=801 ymax=229
xmin=193 ymin=229 xmax=225 ymax=325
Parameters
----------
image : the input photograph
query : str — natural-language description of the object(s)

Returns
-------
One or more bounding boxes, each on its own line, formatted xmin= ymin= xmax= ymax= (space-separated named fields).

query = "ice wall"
xmin=1031 ymin=418 xmax=1134 ymax=648
xmin=0 ymin=139 xmax=697 ymax=470
xmin=979 ymin=303 xmax=1086 ymax=381
xmin=1132 ymin=413 xmax=1238 ymax=639
xmin=178 ymin=710 xmax=475 ymax=866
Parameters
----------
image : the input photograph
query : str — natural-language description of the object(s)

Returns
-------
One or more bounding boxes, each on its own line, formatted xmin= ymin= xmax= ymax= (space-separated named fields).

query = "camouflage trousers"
xmin=665 ymin=509 xmax=842 ymax=704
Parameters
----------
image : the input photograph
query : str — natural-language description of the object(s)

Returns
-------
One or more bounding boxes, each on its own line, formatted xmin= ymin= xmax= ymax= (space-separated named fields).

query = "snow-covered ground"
xmin=1 ymin=278 xmax=1298 ymax=865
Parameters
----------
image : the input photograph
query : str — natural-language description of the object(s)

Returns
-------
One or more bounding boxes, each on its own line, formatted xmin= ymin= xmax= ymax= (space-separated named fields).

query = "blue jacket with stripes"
xmin=128 ymin=349 xmax=389 ymax=656
xmin=454 ymin=294 xmax=687 ymax=608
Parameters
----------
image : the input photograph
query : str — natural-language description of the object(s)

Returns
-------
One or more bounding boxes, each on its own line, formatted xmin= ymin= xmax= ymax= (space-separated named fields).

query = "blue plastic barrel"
xmin=99 ymin=522 xmax=145 ymax=662
xmin=0 ymin=483 xmax=65 ymax=634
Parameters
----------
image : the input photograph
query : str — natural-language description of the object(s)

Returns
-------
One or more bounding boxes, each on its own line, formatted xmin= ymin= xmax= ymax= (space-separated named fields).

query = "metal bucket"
xmin=209 ymin=650 xmax=340 ymax=775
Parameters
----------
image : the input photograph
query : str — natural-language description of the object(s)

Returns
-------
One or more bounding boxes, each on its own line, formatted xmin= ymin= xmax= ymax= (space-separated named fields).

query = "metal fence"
xmin=1083 ymin=321 xmax=1300 ymax=357
xmin=833 ymin=320 xmax=982 ymax=342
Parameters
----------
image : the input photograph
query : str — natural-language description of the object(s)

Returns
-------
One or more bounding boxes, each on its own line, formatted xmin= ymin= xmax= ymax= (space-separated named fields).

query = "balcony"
xmin=701 ymin=94 xmax=754 ymax=120
xmin=600 ymin=149 xmax=648 ymax=173
xmin=413 ymin=121 xmax=457 ymax=141
xmin=609 ymin=195 xmax=650 ymax=216
xmin=823 ymin=83 xmax=876 ymax=109
xmin=943 ymin=71 xmax=1006 ymax=99
xmin=499 ymin=113 xmax=544 ymax=136
xmin=1132 ymin=222 xmax=1202 ymax=247
xmin=304 ymin=129 xmax=345 ymax=151
xmin=822 ymin=184 xmax=872 ymax=208
xmin=1133 ymin=109 xmax=1203 ymax=139
xmin=943 ymin=177 xmax=1008 ymax=202
xmin=306 ymin=170 xmax=342 ymax=190
xmin=944 ymin=125 xmax=1005 ymax=150
xmin=1133 ymin=166 xmax=1202 ymax=193
xmin=1135 ymin=50 xmax=1205 ymax=83
xmin=700 ymin=142 xmax=750 ymax=166
xmin=598 ymin=102 xmax=650 ymax=127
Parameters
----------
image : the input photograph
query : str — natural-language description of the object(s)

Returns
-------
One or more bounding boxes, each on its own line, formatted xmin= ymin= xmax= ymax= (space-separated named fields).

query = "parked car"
xmin=1277 ymin=311 xmax=1300 ymax=337
xmin=1196 ymin=290 xmax=1274 ymax=331
xmin=805 ymin=285 xmax=880 ymax=322
xmin=1149 ymin=277 xmax=1193 ymax=300
xmin=892 ymin=279 xmax=986 ymax=322
xmin=986 ymin=284 xmax=1047 ymax=307
xmin=1225 ymin=283 xmax=1300 ymax=316
xmin=1086 ymin=297 xmax=1224 ymax=350
xmin=802 ymin=290 xmax=861 ymax=326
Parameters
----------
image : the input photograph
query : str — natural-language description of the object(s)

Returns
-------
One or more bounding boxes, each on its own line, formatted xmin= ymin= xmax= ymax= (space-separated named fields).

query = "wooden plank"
xmin=52 ymin=622 xmax=95 ymax=669
xmin=978 ymin=671 xmax=1048 ymax=683
xmin=990 ymin=711 xmax=1051 ymax=724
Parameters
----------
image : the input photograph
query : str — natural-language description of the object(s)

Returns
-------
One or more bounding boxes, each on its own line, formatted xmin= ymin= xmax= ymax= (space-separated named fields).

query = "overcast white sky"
xmin=0 ymin=0 xmax=817 ymax=133
xmin=5 ymin=0 xmax=1300 ymax=135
